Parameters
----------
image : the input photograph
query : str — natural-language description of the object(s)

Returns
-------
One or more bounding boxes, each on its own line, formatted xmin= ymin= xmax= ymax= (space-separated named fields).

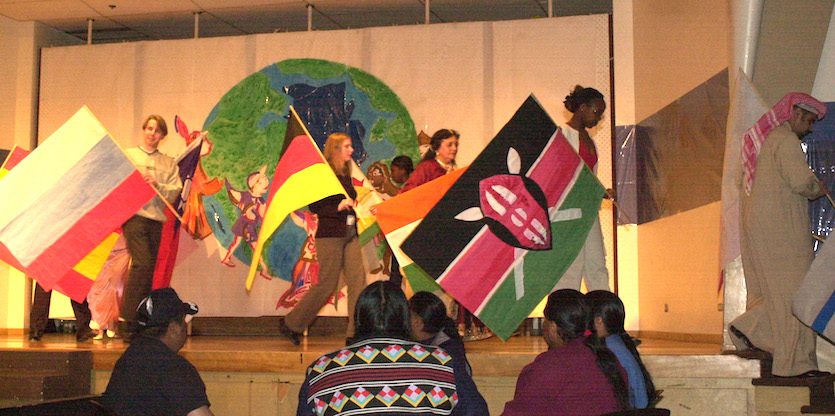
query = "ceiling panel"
xmin=209 ymin=4 xmax=317 ymax=34
xmin=82 ymin=0 xmax=200 ymax=17
xmin=314 ymin=2 xmax=426 ymax=28
xmin=1 ymin=0 xmax=611 ymax=44
xmin=0 ymin=0 xmax=94 ymax=20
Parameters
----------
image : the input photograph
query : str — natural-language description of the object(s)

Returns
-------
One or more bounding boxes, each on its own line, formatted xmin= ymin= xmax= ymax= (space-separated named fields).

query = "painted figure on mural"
xmin=277 ymin=210 xmax=320 ymax=309
xmin=367 ymin=161 xmax=400 ymax=198
xmin=221 ymin=166 xmax=272 ymax=279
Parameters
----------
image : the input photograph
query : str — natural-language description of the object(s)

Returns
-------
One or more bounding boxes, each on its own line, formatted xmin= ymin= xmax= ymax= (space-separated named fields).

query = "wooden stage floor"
xmin=0 ymin=332 xmax=724 ymax=376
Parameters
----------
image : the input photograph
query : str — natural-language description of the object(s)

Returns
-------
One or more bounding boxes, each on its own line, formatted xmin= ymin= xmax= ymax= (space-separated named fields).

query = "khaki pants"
xmin=285 ymin=227 xmax=366 ymax=337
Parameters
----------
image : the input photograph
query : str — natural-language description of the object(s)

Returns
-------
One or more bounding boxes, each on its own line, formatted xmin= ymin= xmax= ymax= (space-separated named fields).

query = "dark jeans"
xmin=30 ymin=282 xmax=91 ymax=333
xmin=121 ymin=215 xmax=163 ymax=322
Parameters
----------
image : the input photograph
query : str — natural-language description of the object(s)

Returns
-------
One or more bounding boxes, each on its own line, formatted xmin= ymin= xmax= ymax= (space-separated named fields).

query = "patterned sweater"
xmin=298 ymin=337 xmax=459 ymax=416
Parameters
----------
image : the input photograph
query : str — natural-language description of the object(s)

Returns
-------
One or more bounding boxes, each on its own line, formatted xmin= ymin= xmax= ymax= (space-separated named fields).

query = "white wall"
xmin=0 ymin=17 xmax=82 ymax=331
xmin=613 ymin=0 xmax=730 ymax=336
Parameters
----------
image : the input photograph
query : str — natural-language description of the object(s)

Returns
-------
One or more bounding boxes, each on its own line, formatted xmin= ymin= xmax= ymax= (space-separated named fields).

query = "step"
xmin=0 ymin=350 xmax=91 ymax=401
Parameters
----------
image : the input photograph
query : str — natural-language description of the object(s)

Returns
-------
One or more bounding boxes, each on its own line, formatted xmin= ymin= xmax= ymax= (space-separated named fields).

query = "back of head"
xmin=586 ymin=290 xmax=657 ymax=404
xmin=409 ymin=291 xmax=461 ymax=341
xmin=544 ymin=289 xmax=588 ymax=342
xmin=564 ymin=85 xmax=604 ymax=113
xmin=355 ymin=281 xmax=411 ymax=340
xmin=547 ymin=289 xmax=630 ymax=410
xmin=585 ymin=290 xmax=626 ymax=336
xmin=134 ymin=288 xmax=198 ymax=343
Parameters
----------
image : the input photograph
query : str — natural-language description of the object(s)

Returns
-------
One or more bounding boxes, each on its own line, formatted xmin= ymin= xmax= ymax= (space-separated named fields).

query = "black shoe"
xmin=28 ymin=329 xmax=43 ymax=341
xmin=729 ymin=325 xmax=764 ymax=352
xmin=774 ymin=370 xmax=833 ymax=379
xmin=76 ymin=327 xmax=93 ymax=342
xmin=278 ymin=318 xmax=300 ymax=346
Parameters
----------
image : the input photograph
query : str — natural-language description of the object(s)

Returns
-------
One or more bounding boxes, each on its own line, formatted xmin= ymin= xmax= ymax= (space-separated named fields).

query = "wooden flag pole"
xmin=611 ymin=198 xmax=634 ymax=224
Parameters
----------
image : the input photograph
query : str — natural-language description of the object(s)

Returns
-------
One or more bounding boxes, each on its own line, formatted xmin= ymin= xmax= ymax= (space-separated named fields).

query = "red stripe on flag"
xmin=266 ymin=135 xmax=323 ymax=201
xmin=439 ymin=231 xmax=515 ymax=310
xmin=528 ymin=132 xmax=583 ymax=206
xmin=53 ymin=270 xmax=95 ymax=303
xmin=152 ymin=209 xmax=179 ymax=289
xmin=27 ymin=171 xmax=155 ymax=287
xmin=2 ymin=147 xmax=31 ymax=171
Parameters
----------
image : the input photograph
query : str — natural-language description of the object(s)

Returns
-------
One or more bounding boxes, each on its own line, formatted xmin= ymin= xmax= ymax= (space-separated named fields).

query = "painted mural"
xmin=194 ymin=59 xmax=419 ymax=304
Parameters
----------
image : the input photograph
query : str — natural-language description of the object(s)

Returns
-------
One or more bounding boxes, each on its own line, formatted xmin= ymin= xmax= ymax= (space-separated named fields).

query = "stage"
xmin=0 ymin=331 xmax=767 ymax=415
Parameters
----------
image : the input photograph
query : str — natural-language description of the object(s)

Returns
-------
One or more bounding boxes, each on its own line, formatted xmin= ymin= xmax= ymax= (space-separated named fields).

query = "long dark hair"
xmin=564 ymin=85 xmax=604 ymax=113
xmin=408 ymin=291 xmax=462 ymax=343
xmin=545 ymin=289 xmax=630 ymax=410
xmin=421 ymin=129 xmax=460 ymax=162
xmin=586 ymin=290 xmax=657 ymax=403
xmin=354 ymin=281 xmax=411 ymax=340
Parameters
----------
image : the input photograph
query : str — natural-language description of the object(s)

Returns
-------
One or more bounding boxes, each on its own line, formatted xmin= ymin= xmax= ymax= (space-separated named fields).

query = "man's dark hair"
xmin=354 ymin=281 xmax=411 ymax=340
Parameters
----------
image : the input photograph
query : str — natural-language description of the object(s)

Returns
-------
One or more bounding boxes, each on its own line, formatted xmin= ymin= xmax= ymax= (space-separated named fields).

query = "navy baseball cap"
xmin=135 ymin=288 xmax=198 ymax=329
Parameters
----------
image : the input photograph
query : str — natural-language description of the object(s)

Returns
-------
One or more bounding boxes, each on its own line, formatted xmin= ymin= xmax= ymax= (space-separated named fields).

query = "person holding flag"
xmin=120 ymin=115 xmax=182 ymax=337
xmin=279 ymin=133 xmax=366 ymax=345
xmin=553 ymin=85 xmax=612 ymax=292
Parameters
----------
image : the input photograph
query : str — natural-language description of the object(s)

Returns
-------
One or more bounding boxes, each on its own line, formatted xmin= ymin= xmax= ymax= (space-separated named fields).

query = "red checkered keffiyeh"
xmin=741 ymin=92 xmax=826 ymax=195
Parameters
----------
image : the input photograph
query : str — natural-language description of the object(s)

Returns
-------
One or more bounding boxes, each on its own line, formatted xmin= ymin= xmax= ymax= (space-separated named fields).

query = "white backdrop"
xmin=38 ymin=14 xmax=612 ymax=317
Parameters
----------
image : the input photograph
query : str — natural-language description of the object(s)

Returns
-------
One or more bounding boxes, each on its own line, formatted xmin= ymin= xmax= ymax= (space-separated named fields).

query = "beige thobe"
xmin=730 ymin=123 xmax=826 ymax=376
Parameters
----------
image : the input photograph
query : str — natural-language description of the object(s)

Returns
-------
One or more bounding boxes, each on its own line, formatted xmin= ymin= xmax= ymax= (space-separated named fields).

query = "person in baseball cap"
xmin=135 ymin=287 xmax=199 ymax=330
xmin=100 ymin=287 xmax=213 ymax=416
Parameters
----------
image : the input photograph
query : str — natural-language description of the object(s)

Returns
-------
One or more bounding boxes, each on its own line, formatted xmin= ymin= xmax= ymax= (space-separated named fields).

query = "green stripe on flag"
xmin=403 ymin=262 xmax=442 ymax=293
xmin=477 ymin=167 xmax=605 ymax=340
xmin=358 ymin=221 xmax=382 ymax=246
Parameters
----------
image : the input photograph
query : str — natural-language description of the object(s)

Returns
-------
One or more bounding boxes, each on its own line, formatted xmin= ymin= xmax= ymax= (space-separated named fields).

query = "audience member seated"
xmin=297 ymin=281 xmax=487 ymax=415
xmin=99 ymin=288 xmax=213 ymax=416
xmin=501 ymin=289 xmax=629 ymax=416
xmin=409 ymin=291 xmax=471 ymax=373
xmin=410 ymin=291 xmax=489 ymax=411
xmin=586 ymin=290 xmax=657 ymax=409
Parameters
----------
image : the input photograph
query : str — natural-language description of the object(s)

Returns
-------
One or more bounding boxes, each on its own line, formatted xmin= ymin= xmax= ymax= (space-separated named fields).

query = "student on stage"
xmin=297 ymin=281 xmax=486 ymax=416
xmin=279 ymin=133 xmax=366 ymax=345
xmin=389 ymin=155 xmax=414 ymax=187
xmin=100 ymin=288 xmax=213 ymax=416
xmin=501 ymin=289 xmax=628 ymax=416
xmin=28 ymin=282 xmax=93 ymax=342
xmin=553 ymin=85 xmax=612 ymax=292
xmin=586 ymin=290 xmax=656 ymax=409
xmin=121 ymin=115 xmax=182 ymax=337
